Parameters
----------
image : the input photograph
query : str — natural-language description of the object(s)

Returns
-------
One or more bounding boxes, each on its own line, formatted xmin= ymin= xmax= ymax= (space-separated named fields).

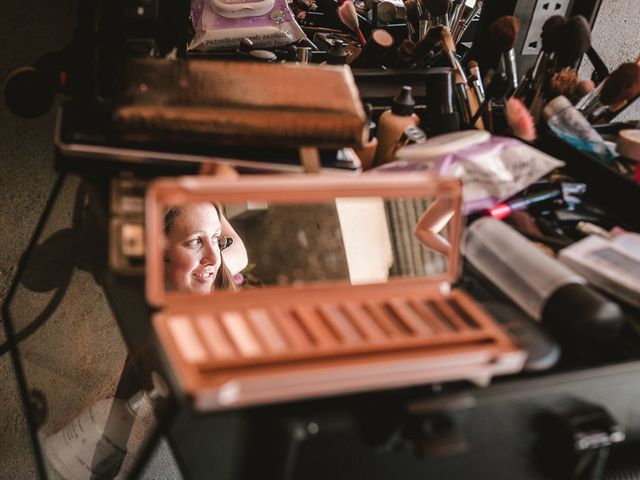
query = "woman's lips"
xmin=193 ymin=270 xmax=214 ymax=283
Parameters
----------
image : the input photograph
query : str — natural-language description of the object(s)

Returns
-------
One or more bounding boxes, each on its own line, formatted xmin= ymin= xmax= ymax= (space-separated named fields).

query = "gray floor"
xmin=1 ymin=0 xmax=639 ymax=479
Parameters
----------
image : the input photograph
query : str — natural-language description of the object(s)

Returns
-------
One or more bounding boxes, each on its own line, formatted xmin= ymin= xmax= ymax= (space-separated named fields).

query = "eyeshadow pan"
xmin=271 ymin=308 xmax=314 ymax=350
xmin=247 ymin=308 xmax=288 ymax=353
xmin=295 ymin=306 xmax=339 ymax=348
xmin=342 ymin=302 xmax=387 ymax=342
xmin=408 ymin=298 xmax=449 ymax=333
xmin=220 ymin=311 xmax=263 ymax=357
xmin=168 ymin=315 xmax=209 ymax=363
xmin=432 ymin=299 xmax=471 ymax=331
xmin=318 ymin=304 xmax=363 ymax=344
xmin=364 ymin=302 xmax=406 ymax=338
xmin=388 ymin=298 xmax=433 ymax=335
xmin=196 ymin=314 xmax=237 ymax=359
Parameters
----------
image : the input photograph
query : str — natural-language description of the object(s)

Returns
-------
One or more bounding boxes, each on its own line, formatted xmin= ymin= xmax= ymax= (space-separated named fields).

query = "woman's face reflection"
xmin=165 ymin=203 xmax=222 ymax=294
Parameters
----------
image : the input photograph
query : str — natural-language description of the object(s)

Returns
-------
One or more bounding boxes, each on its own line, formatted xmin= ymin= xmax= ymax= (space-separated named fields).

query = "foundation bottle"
xmin=373 ymin=86 xmax=420 ymax=166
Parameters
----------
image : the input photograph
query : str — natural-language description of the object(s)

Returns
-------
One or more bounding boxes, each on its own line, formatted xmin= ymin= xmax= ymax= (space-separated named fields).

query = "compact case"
xmin=146 ymin=173 xmax=525 ymax=412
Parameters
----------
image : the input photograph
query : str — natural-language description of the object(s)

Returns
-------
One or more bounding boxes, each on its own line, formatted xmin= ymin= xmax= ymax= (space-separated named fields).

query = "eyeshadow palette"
xmin=146 ymin=173 xmax=526 ymax=411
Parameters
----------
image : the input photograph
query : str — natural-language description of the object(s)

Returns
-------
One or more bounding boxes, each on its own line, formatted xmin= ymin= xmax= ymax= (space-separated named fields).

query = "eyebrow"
xmin=181 ymin=227 xmax=222 ymax=240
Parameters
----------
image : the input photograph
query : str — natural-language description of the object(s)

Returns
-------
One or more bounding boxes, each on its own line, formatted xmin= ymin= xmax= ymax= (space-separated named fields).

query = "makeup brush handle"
xmin=470 ymin=95 xmax=490 ymax=126
xmin=449 ymin=1 xmax=466 ymax=34
xmin=447 ymin=51 xmax=467 ymax=84
xmin=468 ymin=83 xmax=485 ymax=129
xmin=502 ymin=49 xmax=518 ymax=90
xmin=356 ymin=28 xmax=367 ymax=45
xmin=585 ymin=47 xmax=609 ymax=86
xmin=575 ymin=81 xmax=604 ymax=112
xmin=454 ymin=0 xmax=482 ymax=44
xmin=594 ymin=93 xmax=640 ymax=124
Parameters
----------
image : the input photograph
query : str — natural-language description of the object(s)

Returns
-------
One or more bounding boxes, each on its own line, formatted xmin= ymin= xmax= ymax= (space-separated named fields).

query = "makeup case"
xmin=145 ymin=173 xmax=525 ymax=412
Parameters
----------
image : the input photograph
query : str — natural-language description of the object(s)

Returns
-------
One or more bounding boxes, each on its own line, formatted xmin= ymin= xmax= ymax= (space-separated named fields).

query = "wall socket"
xmin=521 ymin=0 xmax=571 ymax=56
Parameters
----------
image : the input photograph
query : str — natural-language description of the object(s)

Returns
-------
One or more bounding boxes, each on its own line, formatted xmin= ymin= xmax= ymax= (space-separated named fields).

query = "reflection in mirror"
xmin=162 ymin=196 xmax=455 ymax=294
xmin=163 ymin=202 xmax=246 ymax=294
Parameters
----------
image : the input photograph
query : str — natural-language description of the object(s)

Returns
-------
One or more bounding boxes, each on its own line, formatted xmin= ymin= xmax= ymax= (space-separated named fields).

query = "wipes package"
xmin=189 ymin=0 xmax=306 ymax=52
xmin=374 ymin=131 xmax=565 ymax=214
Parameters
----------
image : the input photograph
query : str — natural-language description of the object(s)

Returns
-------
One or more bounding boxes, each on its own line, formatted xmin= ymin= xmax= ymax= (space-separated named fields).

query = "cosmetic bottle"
xmin=424 ymin=67 xmax=460 ymax=136
xmin=325 ymin=40 xmax=348 ymax=65
xmin=463 ymin=217 xmax=624 ymax=347
xmin=45 ymin=372 xmax=170 ymax=480
xmin=354 ymin=103 xmax=378 ymax=171
xmin=543 ymin=95 xmax=616 ymax=160
xmin=373 ymin=86 xmax=420 ymax=166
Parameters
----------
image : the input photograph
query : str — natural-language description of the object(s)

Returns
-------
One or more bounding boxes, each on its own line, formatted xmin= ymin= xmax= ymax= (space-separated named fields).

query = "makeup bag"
xmin=145 ymin=173 xmax=525 ymax=411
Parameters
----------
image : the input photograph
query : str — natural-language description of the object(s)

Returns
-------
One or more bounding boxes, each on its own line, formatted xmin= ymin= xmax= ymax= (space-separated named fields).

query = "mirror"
xmin=160 ymin=194 xmax=457 ymax=295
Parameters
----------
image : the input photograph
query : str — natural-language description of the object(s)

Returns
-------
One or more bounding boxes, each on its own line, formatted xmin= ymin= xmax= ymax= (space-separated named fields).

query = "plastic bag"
xmin=189 ymin=0 xmax=306 ymax=52
xmin=372 ymin=131 xmax=565 ymax=215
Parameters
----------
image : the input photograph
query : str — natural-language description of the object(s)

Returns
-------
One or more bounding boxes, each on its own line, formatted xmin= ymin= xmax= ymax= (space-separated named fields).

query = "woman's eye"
xmin=185 ymin=237 xmax=202 ymax=248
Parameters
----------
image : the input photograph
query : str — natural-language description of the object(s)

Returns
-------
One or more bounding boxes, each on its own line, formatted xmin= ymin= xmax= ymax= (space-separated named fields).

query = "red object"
xmin=634 ymin=163 xmax=640 ymax=184
xmin=488 ymin=203 xmax=512 ymax=220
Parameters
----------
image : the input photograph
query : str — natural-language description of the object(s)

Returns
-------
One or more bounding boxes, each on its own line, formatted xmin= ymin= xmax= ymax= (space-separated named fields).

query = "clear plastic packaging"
xmin=543 ymin=95 xmax=617 ymax=162
xmin=188 ymin=0 xmax=305 ymax=52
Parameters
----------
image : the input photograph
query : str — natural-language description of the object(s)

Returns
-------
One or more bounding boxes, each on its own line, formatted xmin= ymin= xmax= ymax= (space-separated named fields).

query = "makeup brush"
xmin=338 ymin=1 xmax=367 ymax=45
xmin=424 ymin=0 xmax=450 ymax=28
xmin=468 ymin=60 xmax=485 ymax=98
xmin=489 ymin=15 xmax=521 ymax=90
xmin=555 ymin=15 xmax=591 ymax=70
xmin=453 ymin=0 xmax=483 ymax=44
xmin=578 ymin=62 xmax=640 ymax=121
xmin=594 ymin=62 xmax=640 ymax=122
xmin=577 ymin=79 xmax=595 ymax=96
xmin=466 ymin=0 xmax=517 ymax=75
xmin=506 ymin=97 xmax=536 ymax=142
xmin=410 ymin=24 xmax=444 ymax=65
xmin=599 ymin=63 xmax=640 ymax=106
xmin=515 ymin=15 xmax=566 ymax=102
xmin=531 ymin=15 xmax=566 ymax=84
xmin=585 ymin=46 xmax=610 ymax=85
xmin=404 ymin=0 xmax=420 ymax=39
xmin=448 ymin=0 xmax=466 ymax=35
xmin=440 ymin=26 xmax=466 ymax=83
xmin=440 ymin=27 xmax=481 ymax=127
xmin=548 ymin=70 xmax=580 ymax=100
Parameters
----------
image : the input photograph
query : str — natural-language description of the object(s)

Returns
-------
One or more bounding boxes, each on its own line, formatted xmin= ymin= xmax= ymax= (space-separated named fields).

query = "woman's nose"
xmin=200 ymin=240 xmax=219 ymax=265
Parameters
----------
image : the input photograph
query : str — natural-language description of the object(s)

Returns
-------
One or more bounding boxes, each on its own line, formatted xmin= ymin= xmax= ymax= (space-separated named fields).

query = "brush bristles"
xmin=556 ymin=15 xmax=591 ymax=67
xmin=549 ymin=70 xmax=579 ymax=99
xmin=404 ymin=0 xmax=420 ymax=22
xmin=414 ymin=24 xmax=445 ymax=56
xmin=424 ymin=0 xmax=449 ymax=17
xmin=577 ymin=79 xmax=595 ymax=96
xmin=541 ymin=15 xmax=567 ymax=53
xmin=489 ymin=16 xmax=521 ymax=52
xmin=338 ymin=2 xmax=366 ymax=44
xmin=600 ymin=62 xmax=640 ymax=106
xmin=506 ymin=97 xmax=536 ymax=142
